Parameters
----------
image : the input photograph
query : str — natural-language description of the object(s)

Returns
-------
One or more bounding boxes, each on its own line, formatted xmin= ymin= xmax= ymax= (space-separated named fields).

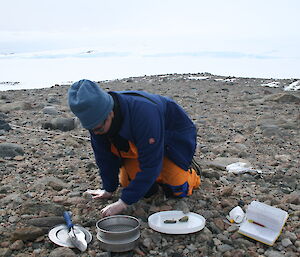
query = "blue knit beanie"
xmin=68 ymin=79 xmax=114 ymax=129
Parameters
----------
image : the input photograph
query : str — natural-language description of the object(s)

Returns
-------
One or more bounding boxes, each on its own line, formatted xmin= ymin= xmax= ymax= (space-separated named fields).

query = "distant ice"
xmin=0 ymin=48 xmax=129 ymax=59
xmin=1 ymin=46 xmax=300 ymax=92
xmin=0 ymin=80 xmax=72 ymax=91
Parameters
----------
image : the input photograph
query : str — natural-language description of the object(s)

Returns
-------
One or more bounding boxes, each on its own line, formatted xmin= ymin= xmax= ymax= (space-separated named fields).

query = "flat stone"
xmin=26 ymin=216 xmax=65 ymax=228
xmin=9 ymin=240 xmax=24 ymax=250
xmin=213 ymin=218 xmax=225 ymax=230
xmin=0 ymin=102 xmax=23 ymax=112
xmin=264 ymin=250 xmax=285 ymax=257
xmin=48 ymin=247 xmax=76 ymax=257
xmin=227 ymin=225 xmax=239 ymax=233
xmin=11 ymin=226 xmax=44 ymax=241
xmin=217 ymin=244 xmax=234 ymax=253
xmin=97 ymin=253 xmax=111 ymax=257
xmin=0 ymin=193 xmax=23 ymax=205
xmin=0 ymin=248 xmax=12 ymax=257
xmin=13 ymin=155 xmax=25 ymax=161
xmin=21 ymin=200 xmax=65 ymax=216
xmin=33 ymin=176 xmax=68 ymax=191
xmin=259 ymin=124 xmax=282 ymax=137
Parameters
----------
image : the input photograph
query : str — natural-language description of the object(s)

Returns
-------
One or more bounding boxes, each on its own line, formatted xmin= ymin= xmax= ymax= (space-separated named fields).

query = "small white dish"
xmin=148 ymin=211 xmax=206 ymax=234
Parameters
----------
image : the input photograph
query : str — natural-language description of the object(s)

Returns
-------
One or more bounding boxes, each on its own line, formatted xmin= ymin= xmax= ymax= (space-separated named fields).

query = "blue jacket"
xmin=90 ymin=91 xmax=197 ymax=205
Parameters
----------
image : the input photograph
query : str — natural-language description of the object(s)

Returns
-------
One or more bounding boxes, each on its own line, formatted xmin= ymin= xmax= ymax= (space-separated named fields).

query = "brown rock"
xmin=13 ymin=155 xmax=25 ymax=161
xmin=52 ymin=196 xmax=67 ymax=203
xmin=65 ymin=197 xmax=87 ymax=205
xmin=214 ymin=217 xmax=225 ymax=230
xmin=133 ymin=207 xmax=147 ymax=219
xmin=11 ymin=226 xmax=44 ymax=241
xmin=49 ymin=247 xmax=76 ymax=257
xmin=231 ymin=250 xmax=245 ymax=257
xmin=21 ymin=200 xmax=65 ymax=216
xmin=9 ymin=240 xmax=24 ymax=250
xmin=220 ymin=186 xmax=233 ymax=196
xmin=0 ymin=242 xmax=9 ymax=248
xmin=247 ymin=248 xmax=259 ymax=257
xmin=233 ymin=134 xmax=246 ymax=143
xmin=231 ymin=231 xmax=243 ymax=240
xmin=159 ymin=205 xmax=173 ymax=211
xmin=266 ymin=93 xmax=300 ymax=104
xmin=220 ymin=199 xmax=231 ymax=208
xmin=26 ymin=216 xmax=65 ymax=228
xmin=283 ymin=192 xmax=300 ymax=205
xmin=0 ymin=248 xmax=12 ymax=257
xmin=149 ymin=206 xmax=160 ymax=212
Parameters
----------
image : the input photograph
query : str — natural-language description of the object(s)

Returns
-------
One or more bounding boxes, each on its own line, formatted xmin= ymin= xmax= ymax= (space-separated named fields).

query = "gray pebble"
xmin=264 ymin=250 xmax=285 ymax=257
xmin=217 ymin=244 xmax=234 ymax=253
xmin=282 ymin=238 xmax=293 ymax=247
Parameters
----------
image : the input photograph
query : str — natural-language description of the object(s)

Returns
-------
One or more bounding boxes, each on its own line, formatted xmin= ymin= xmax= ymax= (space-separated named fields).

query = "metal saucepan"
xmin=96 ymin=215 xmax=140 ymax=252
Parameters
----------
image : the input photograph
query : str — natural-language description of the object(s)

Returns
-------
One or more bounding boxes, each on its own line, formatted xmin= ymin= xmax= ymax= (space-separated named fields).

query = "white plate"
xmin=48 ymin=224 xmax=92 ymax=248
xmin=148 ymin=211 xmax=206 ymax=234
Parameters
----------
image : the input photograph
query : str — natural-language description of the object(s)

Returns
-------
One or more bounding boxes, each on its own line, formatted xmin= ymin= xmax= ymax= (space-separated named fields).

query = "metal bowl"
xmin=96 ymin=215 xmax=140 ymax=252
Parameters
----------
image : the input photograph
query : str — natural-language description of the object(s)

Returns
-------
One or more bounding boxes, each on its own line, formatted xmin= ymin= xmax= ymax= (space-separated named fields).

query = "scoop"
xmin=63 ymin=211 xmax=87 ymax=252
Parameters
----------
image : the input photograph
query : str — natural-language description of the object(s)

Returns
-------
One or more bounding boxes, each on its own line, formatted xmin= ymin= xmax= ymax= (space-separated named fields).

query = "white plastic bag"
xmin=226 ymin=162 xmax=262 ymax=174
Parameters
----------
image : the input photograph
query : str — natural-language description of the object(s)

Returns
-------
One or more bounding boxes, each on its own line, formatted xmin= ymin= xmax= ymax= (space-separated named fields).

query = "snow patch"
xmin=260 ymin=81 xmax=280 ymax=88
xmin=187 ymin=76 xmax=209 ymax=80
xmin=214 ymin=78 xmax=236 ymax=82
xmin=284 ymin=80 xmax=300 ymax=91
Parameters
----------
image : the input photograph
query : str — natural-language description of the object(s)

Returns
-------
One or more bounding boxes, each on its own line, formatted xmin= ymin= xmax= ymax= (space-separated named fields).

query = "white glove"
xmin=100 ymin=199 xmax=128 ymax=217
xmin=85 ymin=189 xmax=113 ymax=199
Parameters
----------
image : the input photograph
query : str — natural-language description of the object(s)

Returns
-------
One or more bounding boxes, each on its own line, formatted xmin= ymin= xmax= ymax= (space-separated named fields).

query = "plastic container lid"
xmin=148 ymin=211 xmax=206 ymax=234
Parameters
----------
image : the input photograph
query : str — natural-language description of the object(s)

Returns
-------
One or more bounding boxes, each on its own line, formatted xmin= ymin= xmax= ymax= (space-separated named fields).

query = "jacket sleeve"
xmin=90 ymin=133 xmax=121 ymax=193
xmin=120 ymin=103 xmax=164 ymax=204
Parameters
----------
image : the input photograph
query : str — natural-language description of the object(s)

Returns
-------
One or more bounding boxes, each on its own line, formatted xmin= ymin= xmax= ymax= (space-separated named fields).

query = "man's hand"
xmin=100 ymin=199 xmax=127 ymax=217
xmin=85 ymin=189 xmax=113 ymax=199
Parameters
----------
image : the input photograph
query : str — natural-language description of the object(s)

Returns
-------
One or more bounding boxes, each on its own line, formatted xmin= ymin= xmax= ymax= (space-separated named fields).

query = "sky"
xmin=1 ymin=0 xmax=299 ymax=54
xmin=0 ymin=0 xmax=300 ymax=89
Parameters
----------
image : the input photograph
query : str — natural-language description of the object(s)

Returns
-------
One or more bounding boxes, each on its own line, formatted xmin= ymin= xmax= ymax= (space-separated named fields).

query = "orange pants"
xmin=111 ymin=142 xmax=200 ymax=197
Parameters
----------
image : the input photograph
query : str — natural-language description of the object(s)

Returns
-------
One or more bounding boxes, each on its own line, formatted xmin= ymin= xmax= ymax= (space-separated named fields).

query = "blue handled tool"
xmin=63 ymin=211 xmax=87 ymax=252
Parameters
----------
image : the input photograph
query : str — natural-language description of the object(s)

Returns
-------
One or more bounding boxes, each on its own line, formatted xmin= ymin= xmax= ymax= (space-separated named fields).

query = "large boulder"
xmin=0 ymin=120 xmax=11 ymax=131
xmin=42 ymin=117 xmax=75 ymax=131
xmin=42 ymin=106 xmax=60 ymax=115
xmin=265 ymin=93 xmax=300 ymax=104
xmin=0 ymin=143 xmax=24 ymax=158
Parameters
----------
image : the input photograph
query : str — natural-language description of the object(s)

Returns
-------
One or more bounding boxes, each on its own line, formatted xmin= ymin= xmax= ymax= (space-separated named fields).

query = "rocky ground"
xmin=0 ymin=73 xmax=299 ymax=257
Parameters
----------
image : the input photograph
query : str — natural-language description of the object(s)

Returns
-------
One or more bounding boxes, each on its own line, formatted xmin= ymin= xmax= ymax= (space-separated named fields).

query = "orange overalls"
xmin=111 ymin=141 xmax=200 ymax=197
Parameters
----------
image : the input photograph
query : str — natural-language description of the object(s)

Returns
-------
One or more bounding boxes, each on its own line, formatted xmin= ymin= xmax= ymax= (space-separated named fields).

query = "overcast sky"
xmin=1 ymin=0 xmax=300 ymax=85
xmin=1 ymin=0 xmax=299 ymax=56
xmin=2 ymin=0 xmax=299 ymax=34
